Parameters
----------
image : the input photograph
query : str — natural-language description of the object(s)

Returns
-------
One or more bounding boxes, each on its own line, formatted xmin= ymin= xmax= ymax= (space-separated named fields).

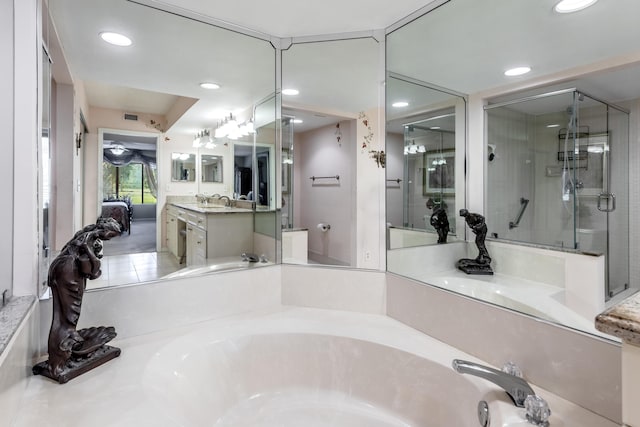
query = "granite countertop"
xmin=595 ymin=292 xmax=640 ymax=345
xmin=0 ymin=295 xmax=37 ymax=356
xmin=172 ymin=202 xmax=253 ymax=214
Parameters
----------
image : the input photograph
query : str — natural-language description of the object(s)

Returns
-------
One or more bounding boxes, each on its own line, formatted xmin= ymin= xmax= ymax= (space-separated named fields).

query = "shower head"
xmin=488 ymin=144 xmax=496 ymax=162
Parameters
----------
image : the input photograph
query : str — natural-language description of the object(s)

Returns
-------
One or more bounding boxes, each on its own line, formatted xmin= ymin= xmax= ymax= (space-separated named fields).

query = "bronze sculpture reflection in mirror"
xmin=33 ymin=218 xmax=122 ymax=383
xmin=427 ymin=198 xmax=449 ymax=243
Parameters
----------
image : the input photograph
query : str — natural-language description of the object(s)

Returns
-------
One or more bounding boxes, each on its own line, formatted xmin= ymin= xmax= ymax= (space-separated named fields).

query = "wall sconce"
xmin=193 ymin=129 xmax=216 ymax=149
xmin=404 ymin=141 xmax=426 ymax=155
xmin=214 ymin=114 xmax=255 ymax=140
xmin=370 ymin=150 xmax=386 ymax=168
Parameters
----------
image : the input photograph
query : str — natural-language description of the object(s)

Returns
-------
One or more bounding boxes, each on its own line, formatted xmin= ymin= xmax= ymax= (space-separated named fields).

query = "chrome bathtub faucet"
xmin=451 ymin=359 xmax=535 ymax=407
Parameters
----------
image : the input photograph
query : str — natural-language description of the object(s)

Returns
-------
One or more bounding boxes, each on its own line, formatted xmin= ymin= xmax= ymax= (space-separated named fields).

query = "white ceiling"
xmin=48 ymin=0 xmax=640 ymax=139
xmin=148 ymin=0 xmax=433 ymax=38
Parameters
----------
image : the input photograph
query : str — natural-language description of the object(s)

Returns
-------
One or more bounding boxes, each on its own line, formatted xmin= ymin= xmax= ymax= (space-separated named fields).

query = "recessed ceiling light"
xmin=292 ymin=119 xmax=303 ymax=124
xmin=99 ymin=32 xmax=132 ymax=47
xmin=504 ymin=66 xmax=531 ymax=77
xmin=200 ymin=82 xmax=220 ymax=90
xmin=547 ymin=124 xmax=560 ymax=128
xmin=554 ymin=0 xmax=598 ymax=13
xmin=282 ymin=88 xmax=299 ymax=96
xmin=392 ymin=101 xmax=409 ymax=108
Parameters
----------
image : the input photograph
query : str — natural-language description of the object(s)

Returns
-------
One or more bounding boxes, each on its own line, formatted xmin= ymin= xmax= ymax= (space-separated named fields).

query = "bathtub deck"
xmin=13 ymin=307 xmax=616 ymax=427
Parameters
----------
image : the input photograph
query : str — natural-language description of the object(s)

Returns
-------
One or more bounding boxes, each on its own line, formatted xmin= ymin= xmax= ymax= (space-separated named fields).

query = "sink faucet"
xmin=452 ymin=359 xmax=535 ymax=407
xmin=196 ymin=194 xmax=208 ymax=205
xmin=218 ymin=195 xmax=231 ymax=207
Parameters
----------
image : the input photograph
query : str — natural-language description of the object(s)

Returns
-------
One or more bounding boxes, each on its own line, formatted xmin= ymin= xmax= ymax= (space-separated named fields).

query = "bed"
xmin=101 ymin=199 xmax=132 ymax=234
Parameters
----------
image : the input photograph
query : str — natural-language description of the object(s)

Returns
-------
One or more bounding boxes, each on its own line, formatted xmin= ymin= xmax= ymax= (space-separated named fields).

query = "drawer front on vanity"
xmin=193 ymin=227 xmax=207 ymax=265
xmin=187 ymin=211 xmax=207 ymax=230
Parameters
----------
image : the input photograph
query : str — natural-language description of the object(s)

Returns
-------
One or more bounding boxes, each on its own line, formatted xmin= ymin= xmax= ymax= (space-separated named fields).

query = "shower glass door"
xmin=485 ymin=88 xmax=631 ymax=301
xmin=575 ymin=92 xmax=630 ymax=299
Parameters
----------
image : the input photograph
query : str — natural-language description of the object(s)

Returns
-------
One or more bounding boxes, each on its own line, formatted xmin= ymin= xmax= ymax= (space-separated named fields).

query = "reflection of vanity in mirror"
xmin=46 ymin=0 xmax=277 ymax=288
xmin=165 ymin=202 xmax=254 ymax=267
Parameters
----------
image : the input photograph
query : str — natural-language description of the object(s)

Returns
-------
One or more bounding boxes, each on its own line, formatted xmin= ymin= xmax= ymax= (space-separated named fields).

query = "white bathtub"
xmin=14 ymin=308 xmax=614 ymax=426
xmin=145 ymin=333 xmax=487 ymax=426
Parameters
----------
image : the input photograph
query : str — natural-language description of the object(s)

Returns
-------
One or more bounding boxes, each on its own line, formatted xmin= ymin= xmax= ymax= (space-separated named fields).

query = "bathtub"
xmin=145 ymin=333 xmax=488 ymax=426
xmin=14 ymin=308 xmax=614 ymax=426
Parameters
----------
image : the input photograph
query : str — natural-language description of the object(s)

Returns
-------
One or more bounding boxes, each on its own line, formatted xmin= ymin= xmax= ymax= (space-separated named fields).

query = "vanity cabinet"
xmin=167 ymin=203 xmax=254 ymax=266
xmin=186 ymin=211 xmax=207 ymax=266
xmin=166 ymin=205 xmax=186 ymax=261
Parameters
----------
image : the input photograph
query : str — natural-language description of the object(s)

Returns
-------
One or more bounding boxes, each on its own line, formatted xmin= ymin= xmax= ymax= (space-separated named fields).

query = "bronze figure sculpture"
xmin=456 ymin=209 xmax=494 ymax=275
xmin=33 ymin=218 xmax=122 ymax=383
xmin=426 ymin=198 xmax=449 ymax=244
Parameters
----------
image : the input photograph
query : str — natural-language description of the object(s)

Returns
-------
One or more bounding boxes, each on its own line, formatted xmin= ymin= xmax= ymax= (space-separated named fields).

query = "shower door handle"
xmin=597 ymin=193 xmax=616 ymax=212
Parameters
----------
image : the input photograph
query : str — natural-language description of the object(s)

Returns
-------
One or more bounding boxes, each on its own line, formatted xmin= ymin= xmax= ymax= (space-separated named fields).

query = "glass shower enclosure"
xmin=485 ymin=88 xmax=631 ymax=300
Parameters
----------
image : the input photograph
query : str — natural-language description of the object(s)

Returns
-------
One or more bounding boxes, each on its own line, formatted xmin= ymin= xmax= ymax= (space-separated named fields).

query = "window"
xmin=103 ymin=162 xmax=157 ymax=204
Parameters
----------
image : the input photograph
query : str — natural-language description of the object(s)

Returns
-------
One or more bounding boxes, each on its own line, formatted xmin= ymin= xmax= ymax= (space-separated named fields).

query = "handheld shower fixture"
xmin=488 ymin=144 xmax=497 ymax=161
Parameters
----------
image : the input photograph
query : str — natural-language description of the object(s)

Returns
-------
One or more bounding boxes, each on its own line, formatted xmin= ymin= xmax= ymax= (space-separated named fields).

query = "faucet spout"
xmin=452 ymin=359 xmax=535 ymax=407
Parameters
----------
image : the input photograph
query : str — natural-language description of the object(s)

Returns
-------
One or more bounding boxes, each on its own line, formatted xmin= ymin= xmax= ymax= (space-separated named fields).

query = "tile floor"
xmin=88 ymin=252 xmax=183 ymax=290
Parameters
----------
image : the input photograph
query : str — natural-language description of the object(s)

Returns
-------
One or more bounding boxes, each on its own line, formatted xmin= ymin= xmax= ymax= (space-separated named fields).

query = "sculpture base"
xmin=32 ymin=345 xmax=121 ymax=384
xmin=456 ymin=258 xmax=494 ymax=275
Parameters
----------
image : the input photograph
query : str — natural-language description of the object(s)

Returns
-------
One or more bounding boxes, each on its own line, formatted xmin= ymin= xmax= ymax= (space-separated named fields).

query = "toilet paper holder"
xmin=317 ymin=223 xmax=331 ymax=232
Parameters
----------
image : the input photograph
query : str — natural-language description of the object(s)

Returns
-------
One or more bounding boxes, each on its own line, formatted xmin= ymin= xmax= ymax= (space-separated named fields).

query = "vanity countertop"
xmin=595 ymin=292 xmax=640 ymax=345
xmin=171 ymin=202 xmax=253 ymax=214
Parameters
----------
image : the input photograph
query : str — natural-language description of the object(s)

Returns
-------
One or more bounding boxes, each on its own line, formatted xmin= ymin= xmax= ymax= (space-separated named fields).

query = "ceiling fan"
xmin=103 ymin=141 xmax=130 ymax=156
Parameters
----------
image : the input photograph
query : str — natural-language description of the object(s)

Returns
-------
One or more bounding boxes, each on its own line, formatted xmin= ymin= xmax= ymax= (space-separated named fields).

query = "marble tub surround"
xmin=38 ymin=264 xmax=282 ymax=350
xmin=596 ymin=292 xmax=640 ymax=427
xmin=596 ymin=292 xmax=640 ymax=345
xmin=387 ymin=273 xmax=622 ymax=424
xmin=0 ymin=297 xmax=39 ymax=426
xmin=12 ymin=307 xmax=616 ymax=427
xmin=0 ymin=296 xmax=37 ymax=357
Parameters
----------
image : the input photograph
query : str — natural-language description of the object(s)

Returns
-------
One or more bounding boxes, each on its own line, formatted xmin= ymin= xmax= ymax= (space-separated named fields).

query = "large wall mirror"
xmin=280 ymin=36 xmax=382 ymax=268
xmin=386 ymin=0 xmax=640 ymax=340
xmin=47 ymin=0 xmax=276 ymax=290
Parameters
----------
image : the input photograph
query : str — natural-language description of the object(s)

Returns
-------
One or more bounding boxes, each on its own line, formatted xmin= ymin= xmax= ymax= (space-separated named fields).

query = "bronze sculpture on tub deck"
xmin=33 ymin=218 xmax=122 ymax=383
xmin=456 ymin=209 xmax=494 ymax=275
